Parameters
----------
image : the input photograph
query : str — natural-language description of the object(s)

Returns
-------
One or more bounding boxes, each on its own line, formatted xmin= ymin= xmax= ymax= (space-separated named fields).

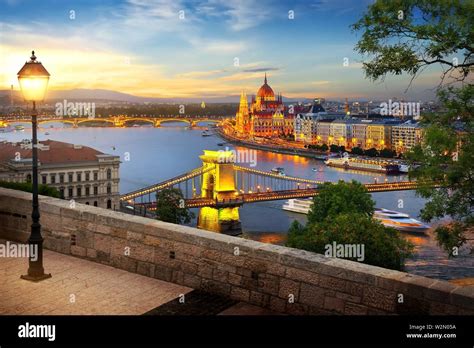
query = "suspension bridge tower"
xmin=197 ymin=150 xmax=242 ymax=234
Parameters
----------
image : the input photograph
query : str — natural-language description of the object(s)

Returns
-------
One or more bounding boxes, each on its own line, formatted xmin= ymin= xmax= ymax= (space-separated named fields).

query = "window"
xmin=77 ymin=187 xmax=82 ymax=197
xmin=77 ymin=173 xmax=82 ymax=182
xmin=85 ymin=186 xmax=90 ymax=196
xmin=59 ymin=187 xmax=65 ymax=199
xmin=107 ymin=169 xmax=112 ymax=180
xmin=107 ymin=199 xmax=112 ymax=209
xmin=68 ymin=173 xmax=73 ymax=182
xmin=26 ymin=174 xmax=32 ymax=183
xmin=59 ymin=174 xmax=64 ymax=183
xmin=93 ymin=172 xmax=98 ymax=181
xmin=93 ymin=186 xmax=98 ymax=195
xmin=50 ymin=174 xmax=56 ymax=184
xmin=42 ymin=175 xmax=47 ymax=184
xmin=93 ymin=201 xmax=98 ymax=207
xmin=107 ymin=184 xmax=111 ymax=194
xmin=68 ymin=187 xmax=73 ymax=197
xmin=85 ymin=172 xmax=90 ymax=181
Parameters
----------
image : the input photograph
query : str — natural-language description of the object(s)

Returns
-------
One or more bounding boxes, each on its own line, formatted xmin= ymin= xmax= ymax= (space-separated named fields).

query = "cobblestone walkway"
xmin=0 ymin=240 xmax=192 ymax=315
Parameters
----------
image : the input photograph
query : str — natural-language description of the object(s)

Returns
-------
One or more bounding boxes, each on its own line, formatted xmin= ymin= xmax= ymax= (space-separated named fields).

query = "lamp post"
xmin=18 ymin=51 xmax=52 ymax=282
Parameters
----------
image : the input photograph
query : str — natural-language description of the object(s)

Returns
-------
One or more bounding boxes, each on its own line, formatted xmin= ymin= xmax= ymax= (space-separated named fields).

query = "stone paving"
xmin=0 ymin=240 xmax=192 ymax=315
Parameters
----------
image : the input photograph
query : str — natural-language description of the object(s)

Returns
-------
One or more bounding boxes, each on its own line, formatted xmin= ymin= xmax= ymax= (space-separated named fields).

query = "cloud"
xmin=310 ymin=80 xmax=330 ymax=85
xmin=242 ymin=67 xmax=279 ymax=73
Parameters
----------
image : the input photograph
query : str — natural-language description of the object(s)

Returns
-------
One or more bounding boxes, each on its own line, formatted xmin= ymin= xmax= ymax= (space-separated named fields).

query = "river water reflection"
xmin=2 ymin=121 xmax=473 ymax=280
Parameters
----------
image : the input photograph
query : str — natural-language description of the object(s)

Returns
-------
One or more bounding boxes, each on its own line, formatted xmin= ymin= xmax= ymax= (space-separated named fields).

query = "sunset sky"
xmin=0 ymin=0 xmax=450 ymax=101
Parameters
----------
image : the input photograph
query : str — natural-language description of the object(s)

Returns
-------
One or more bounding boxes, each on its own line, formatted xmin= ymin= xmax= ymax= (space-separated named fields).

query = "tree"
xmin=0 ymin=181 xmax=60 ymax=198
xmin=352 ymin=0 xmax=473 ymax=255
xmin=320 ymin=144 xmax=329 ymax=152
xmin=364 ymin=148 xmax=379 ymax=157
xmin=329 ymin=144 xmax=341 ymax=153
xmin=405 ymin=85 xmax=473 ymax=253
xmin=379 ymin=148 xmax=397 ymax=158
xmin=351 ymin=146 xmax=364 ymax=155
xmin=155 ymin=188 xmax=195 ymax=224
xmin=307 ymin=181 xmax=375 ymax=223
xmin=287 ymin=181 xmax=413 ymax=270
xmin=352 ymin=0 xmax=473 ymax=86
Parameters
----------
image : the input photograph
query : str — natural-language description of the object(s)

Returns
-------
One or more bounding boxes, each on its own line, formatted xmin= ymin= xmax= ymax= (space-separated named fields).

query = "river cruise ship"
xmin=282 ymin=199 xmax=312 ymax=214
xmin=324 ymin=156 xmax=399 ymax=174
xmin=373 ymin=208 xmax=430 ymax=233
xmin=282 ymin=202 xmax=429 ymax=233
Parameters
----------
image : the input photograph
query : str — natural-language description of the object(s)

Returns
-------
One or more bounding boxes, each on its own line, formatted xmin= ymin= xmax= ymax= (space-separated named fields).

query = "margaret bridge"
xmin=0 ymin=115 xmax=226 ymax=128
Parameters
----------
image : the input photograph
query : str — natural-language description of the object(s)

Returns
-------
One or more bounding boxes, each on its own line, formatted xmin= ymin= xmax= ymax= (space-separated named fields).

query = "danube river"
xmin=2 ymin=121 xmax=473 ymax=281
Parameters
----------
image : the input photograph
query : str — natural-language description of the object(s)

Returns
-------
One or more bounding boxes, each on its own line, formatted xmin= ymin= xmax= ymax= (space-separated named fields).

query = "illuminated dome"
xmin=257 ymin=74 xmax=275 ymax=100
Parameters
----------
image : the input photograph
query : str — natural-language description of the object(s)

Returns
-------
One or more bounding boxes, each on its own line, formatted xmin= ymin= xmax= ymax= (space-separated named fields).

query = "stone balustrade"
xmin=0 ymin=187 xmax=472 ymax=315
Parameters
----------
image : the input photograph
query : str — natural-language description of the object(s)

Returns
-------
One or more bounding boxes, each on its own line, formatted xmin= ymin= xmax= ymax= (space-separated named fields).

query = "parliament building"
xmin=235 ymin=74 xmax=294 ymax=138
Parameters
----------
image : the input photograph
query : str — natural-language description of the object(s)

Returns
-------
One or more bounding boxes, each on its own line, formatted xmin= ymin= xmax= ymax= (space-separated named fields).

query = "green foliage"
xmin=155 ymin=188 xmax=195 ymax=224
xmin=0 ymin=181 xmax=60 ymax=198
xmin=364 ymin=147 xmax=379 ymax=157
xmin=435 ymin=222 xmax=467 ymax=257
xmin=307 ymin=181 xmax=375 ymax=223
xmin=330 ymin=144 xmax=345 ymax=153
xmin=352 ymin=0 xmax=473 ymax=82
xmin=351 ymin=146 xmax=364 ymax=155
xmin=307 ymin=143 xmax=330 ymax=152
xmin=287 ymin=181 xmax=413 ymax=270
xmin=379 ymin=148 xmax=397 ymax=158
xmin=406 ymin=85 xmax=473 ymax=253
xmin=287 ymin=213 xmax=414 ymax=271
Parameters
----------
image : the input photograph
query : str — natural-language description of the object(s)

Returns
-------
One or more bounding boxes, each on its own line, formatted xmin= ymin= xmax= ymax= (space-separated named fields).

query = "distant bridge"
xmin=0 ymin=115 xmax=227 ymax=128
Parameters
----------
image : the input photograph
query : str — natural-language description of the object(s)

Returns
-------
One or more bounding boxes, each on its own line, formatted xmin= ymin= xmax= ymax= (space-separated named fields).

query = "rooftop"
xmin=0 ymin=139 xmax=116 ymax=165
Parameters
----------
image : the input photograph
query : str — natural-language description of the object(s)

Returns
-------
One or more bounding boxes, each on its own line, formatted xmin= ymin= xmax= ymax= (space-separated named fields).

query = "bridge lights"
xmin=17 ymin=51 xmax=51 ymax=282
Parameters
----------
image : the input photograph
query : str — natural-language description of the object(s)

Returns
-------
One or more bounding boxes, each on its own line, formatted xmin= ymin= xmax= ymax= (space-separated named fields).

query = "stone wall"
xmin=1 ymin=187 xmax=473 ymax=315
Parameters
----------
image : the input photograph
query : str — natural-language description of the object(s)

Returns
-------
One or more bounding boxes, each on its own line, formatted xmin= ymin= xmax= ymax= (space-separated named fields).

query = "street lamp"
xmin=18 ymin=50 xmax=51 ymax=282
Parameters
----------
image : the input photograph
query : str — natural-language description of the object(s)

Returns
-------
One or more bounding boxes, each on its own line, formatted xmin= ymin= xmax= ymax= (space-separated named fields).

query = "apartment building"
xmin=0 ymin=139 xmax=121 ymax=209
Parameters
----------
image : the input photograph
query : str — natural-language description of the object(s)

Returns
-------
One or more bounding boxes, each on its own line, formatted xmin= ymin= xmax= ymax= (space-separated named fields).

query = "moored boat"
xmin=282 ymin=198 xmax=312 ymax=214
xmin=324 ymin=155 xmax=399 ymax=174
xmin=374 ymin=208 xmax=430 ymax=233
xmin=271 ymin=167 xmax=285 ymax=174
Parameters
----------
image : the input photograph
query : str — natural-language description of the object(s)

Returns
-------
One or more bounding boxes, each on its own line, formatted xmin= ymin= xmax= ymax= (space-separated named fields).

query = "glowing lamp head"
xmin=17 ymin=51 xmax=50 ymax=102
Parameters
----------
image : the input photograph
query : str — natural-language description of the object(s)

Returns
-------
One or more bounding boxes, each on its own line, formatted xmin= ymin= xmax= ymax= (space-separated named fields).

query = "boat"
xmin=374 ymin=208 xmax=430 ymax=233
xmin=271 ymin=167 xmax=285 ymax=175
xmin=202 ymin=130 xmax=212 ymax=137
xmin=217 ymin=142 xmax=225 ymax=146
xmin=282 ymin=199 xmax=312 ymax=214
xmin=44 ymin=132 xmax=50 ymax=135
xmin=324 ymin=154 xmax=399 ymax=174
xmin=14 ymin=125 xmax=25 ymax=131
xmin=398 ymin=164 xmax=409 ymax=173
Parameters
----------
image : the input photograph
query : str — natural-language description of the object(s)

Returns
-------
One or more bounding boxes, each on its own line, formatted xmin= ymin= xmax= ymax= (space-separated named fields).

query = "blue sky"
xmin=0 ymin=0 xmax=445 ymax=100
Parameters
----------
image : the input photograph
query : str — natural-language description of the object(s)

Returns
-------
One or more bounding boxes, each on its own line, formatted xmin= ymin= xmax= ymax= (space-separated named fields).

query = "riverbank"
xmin=216 ymin=126 xmax=329 ymax=160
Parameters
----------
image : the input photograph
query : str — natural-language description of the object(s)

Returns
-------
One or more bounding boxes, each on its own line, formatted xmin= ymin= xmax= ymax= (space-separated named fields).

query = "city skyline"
xmin=0 ymin=0 xmax=455 ymax=102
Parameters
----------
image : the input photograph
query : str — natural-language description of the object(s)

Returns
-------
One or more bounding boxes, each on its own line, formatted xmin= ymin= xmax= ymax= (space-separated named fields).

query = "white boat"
xmin=202 ymin=130 xmax=212 ymax=137
xmin=398 ymin=164 xmax=409 ymax=173
xmin=271 ymin=167 xmax=285 ymax=175
xmin=325 ymin=152 xmax=400 ymax=174
xmin=282 ymin=199 xmax=312 ymax=214
xmin=374 ymin=208 xmax=430 ymax=233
